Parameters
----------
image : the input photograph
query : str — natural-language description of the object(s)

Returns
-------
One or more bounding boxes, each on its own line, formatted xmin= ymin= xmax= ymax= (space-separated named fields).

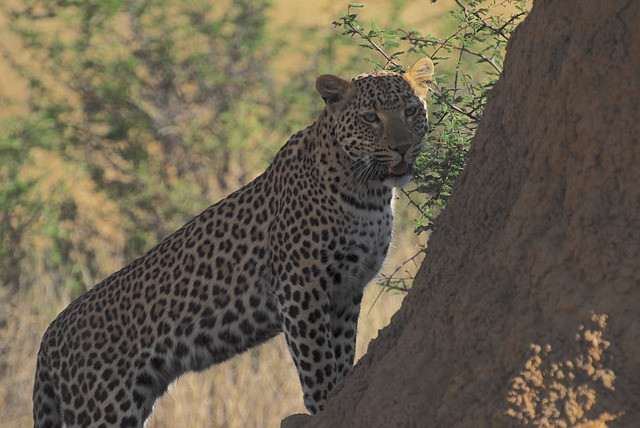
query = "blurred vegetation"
xmin=0 ymin=0 xmax=527 ymax=299
xmin=0 ymin=0 xmax=355 ymax=299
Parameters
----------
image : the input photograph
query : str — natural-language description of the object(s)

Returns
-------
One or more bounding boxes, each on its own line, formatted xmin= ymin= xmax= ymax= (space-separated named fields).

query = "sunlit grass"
xmin=0 ymin=279 xmax=406 ymax=427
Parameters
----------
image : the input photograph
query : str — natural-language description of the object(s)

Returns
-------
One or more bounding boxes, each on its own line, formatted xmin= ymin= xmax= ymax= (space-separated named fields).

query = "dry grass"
xmin=0 ymin=298 xmax=48 ymax=427
xmin=148 ymin=287 xmax=406 ymax=428
xmin=0 ymin=280 xmax=407 ymax=428
xmin=0 ymin=202 xmax=419 ymax=427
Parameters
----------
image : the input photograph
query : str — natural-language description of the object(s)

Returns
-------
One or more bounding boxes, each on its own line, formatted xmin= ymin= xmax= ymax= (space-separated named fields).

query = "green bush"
xmin=333 ymin=0 xmax=528 ymax=291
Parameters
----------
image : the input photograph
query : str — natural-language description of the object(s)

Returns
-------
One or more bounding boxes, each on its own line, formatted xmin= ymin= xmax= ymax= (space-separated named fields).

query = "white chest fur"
xmin=331 ymin=197 xmax=394 ymax=302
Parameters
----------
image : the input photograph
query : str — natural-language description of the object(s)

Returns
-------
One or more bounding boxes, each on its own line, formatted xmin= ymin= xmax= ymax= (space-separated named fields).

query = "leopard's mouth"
xmin=380 ymin=161 xmax=414 ymax=186
xmin=387 ymin=161 xmax=412 ymax=177
xmin=356 ymin=158 xmax=413 ymax=184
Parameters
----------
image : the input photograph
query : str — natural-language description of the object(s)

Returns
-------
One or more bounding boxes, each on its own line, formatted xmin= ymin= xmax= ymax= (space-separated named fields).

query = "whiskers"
xmin=327 ymin=156 xmax=390 ymax=208
xmin=348 ymin=158 xmax=385 ymax=189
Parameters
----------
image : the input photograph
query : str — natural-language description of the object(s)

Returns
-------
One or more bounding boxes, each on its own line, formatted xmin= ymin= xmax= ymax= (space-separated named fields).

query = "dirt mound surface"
xmin=285 ymin=1 xmax=640 ymax=426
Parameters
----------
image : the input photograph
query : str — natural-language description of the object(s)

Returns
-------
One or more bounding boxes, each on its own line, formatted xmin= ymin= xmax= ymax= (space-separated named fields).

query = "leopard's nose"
xmin=391 ymin=143 xmax=412 ymax=156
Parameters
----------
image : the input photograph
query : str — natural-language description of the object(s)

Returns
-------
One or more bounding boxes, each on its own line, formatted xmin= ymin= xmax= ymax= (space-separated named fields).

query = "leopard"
xmin=32 ymin=57 xmax=434 ymax=427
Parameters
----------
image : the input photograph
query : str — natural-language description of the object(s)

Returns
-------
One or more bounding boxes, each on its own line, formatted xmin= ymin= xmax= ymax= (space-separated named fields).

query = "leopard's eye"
xmin=362 ymin=112 xmax=379 ymax=123
xmin=405 ymin=106 xmax=418 ymax=117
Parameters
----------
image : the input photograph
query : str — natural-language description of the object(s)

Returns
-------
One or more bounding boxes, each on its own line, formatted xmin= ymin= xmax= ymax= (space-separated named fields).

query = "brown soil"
xmin=283 ymin=0 xmax=640 ymax=427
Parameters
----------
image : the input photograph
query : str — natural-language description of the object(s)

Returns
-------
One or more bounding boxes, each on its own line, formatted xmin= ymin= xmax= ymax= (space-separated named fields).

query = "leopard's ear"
xmin=316 ymin=74 xmax=355 ymax=111
xmin=403 ymin=57 xmax=434 ymax=100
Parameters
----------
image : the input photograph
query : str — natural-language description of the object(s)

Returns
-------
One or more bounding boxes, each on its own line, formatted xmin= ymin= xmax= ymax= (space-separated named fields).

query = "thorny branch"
xmin=454 ymin=0 xmax=527 ymax=42
xmin=334 ymin=1 xmax=528 ymax=297
xmin=334 ymin=18 xmax=482 ymax=123
xmin=400 ymin=30 xmax=503 ymax=75
xmin=399 ymin=187 xmax=428 ymax=219
xmin=367 ymin=249 xmax=426 ymax=314
xmin=334 ymin=12 xmax=401 ymax=69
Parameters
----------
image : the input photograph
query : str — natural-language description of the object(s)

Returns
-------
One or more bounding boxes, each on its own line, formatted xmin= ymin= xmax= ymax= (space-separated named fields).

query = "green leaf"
xmin=384 ymin=40 xmax=400 ymax=49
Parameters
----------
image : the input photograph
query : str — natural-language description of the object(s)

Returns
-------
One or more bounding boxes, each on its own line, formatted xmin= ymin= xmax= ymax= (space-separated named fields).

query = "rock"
xmin=292 ymin=0 xmax=640 ymax=426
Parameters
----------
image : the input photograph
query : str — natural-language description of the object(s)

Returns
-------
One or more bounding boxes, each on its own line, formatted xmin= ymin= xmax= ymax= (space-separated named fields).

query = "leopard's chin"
xmin=388 ymin=161 xmax=411 ymax=176
xmin=383 ymin=161 xmax=413 ymax=187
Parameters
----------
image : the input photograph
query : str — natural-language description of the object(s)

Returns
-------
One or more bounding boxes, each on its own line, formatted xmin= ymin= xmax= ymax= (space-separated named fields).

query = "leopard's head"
xmin=316 ymin=57 xmax=434 ymax=187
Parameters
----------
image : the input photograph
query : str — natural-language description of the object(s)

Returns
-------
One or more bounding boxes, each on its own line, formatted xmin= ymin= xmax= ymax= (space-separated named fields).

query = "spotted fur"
xmin=33 ymin=58 xmax=434 ymax=427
